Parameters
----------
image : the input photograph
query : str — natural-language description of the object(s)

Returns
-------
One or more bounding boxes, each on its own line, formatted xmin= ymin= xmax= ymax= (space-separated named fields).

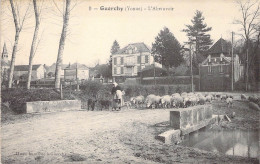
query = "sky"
xmin=1 ymin=0 xmax=245 ymax=67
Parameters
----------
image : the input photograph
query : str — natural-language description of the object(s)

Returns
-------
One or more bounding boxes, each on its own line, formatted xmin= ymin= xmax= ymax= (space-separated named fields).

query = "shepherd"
xmin=111 ymin=82 xmax=123 ymax=111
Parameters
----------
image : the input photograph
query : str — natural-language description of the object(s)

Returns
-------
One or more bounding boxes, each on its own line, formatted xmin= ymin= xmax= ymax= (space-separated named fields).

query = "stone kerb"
xmin=26 ymin=100 xmax=81 ymax=113
xmin=170 ymin=105 xmax=213 ymax=130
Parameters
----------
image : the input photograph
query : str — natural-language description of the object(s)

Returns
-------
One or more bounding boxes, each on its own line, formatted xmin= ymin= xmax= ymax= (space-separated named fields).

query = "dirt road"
xmin=1 ymin=101 xmax=259 ymax=163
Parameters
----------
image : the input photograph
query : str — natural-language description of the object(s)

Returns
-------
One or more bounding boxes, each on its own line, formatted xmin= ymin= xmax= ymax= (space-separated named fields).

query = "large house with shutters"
xmin=199 ymin=38 xmax=244 ymax=91
xmin=112 ymin=42 xmax=158 ymax=82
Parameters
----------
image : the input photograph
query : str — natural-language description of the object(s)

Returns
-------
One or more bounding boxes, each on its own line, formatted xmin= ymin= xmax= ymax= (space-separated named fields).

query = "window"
xmin=121 ymin=57 xmax=124 ymax=65
xmin=114 ymin=67 xmax=117 ymax=74
xmin=219 ymin=65 xmax=223 ymax=73
xmin=145 ymin=55 xmax=149 ymax=63
xmin=114 ymin=57 xmax=117 ymax=65
xmin=121 ymin=67 xmax=124 ymax=74
xmin=137 ymin=66 xmax=141 ymax=72
xmin=137 ymin=56 xmax=141 ymax=64
xmin=208 ymin=65 xmax=212 ymax=74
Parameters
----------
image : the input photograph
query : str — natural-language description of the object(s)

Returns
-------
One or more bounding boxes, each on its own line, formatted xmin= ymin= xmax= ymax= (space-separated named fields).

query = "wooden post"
xmin=60 ymin=83 xmax=63 ymax=99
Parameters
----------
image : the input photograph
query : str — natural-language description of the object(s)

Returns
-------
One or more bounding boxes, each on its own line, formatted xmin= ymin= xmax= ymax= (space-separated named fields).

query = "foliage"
xmin=152 ymin=27 xmax=183 ymax=69
xmin=92 ymin=64 xmax=112 ymax=78
xmin=108 ymin=40 xmax=120 ymax=74
xmin=183 ymin=10 xmax=213 ymax=55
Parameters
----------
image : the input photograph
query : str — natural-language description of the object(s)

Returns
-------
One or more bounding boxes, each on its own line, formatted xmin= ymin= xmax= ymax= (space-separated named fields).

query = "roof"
xmin=201 ymin=54 xmax=231 ymax=65
xmin=14 ymin=64 xmax=42 ymax=71
xmin=208 ymin=38 xmax=232 ymax=56
xmin=116 ymin=42 xmax=151 ymax=54
xmin=64 ymin=63 xmax=89 ymax=70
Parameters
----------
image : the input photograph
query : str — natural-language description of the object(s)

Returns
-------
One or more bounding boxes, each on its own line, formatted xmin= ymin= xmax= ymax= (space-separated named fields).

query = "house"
xmin=64 ymin=63 xmax=89 ymax=81
xmin=13 ymin=64 xmax=46 ymax=81
xmin=112 ymin=42 xmax=159 ymax=82
xmin=199 ymin=38 xmax=244 ymax=91
xmin=1 ymin=43 xmax=10 ymax=82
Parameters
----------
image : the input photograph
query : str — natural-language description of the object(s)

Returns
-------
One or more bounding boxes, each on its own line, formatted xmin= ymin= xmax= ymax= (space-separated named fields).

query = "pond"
xmin=180 ymin=127 xmax=259 ymax=158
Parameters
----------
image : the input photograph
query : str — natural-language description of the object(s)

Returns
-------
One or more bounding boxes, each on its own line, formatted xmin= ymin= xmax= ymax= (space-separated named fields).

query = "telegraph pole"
xmin=76 ymin=62 xmax=79 ymax=91
xmin=231 ymin=31 xmax=234 ymax=91
xmin=190 ymin=43 xmax=194 ymax=92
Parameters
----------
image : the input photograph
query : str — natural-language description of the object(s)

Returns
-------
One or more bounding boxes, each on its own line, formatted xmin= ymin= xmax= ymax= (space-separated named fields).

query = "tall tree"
xmin=54 ymin=0 xmax=71 ymax=89
xmin=8 ymin=0 xmax=31 ymax=88
xmin=152 ymin=27 xmax=183 ymax=69
xmin=27 ymin=0 xmax=42 ymax=89
xmin=108 ymin=40 xmax=120 ymax=77
xmin=110 ymin=40 xmax=120 ymax=55
xmin=183 ymin=10 xmax=213 ymax=55
xmin=234 ymin=0 xmax=260 ymax=90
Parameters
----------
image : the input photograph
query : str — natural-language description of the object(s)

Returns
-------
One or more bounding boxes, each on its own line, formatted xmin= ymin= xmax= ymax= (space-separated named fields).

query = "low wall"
xmin=170 ymin=105 xmax=213 ymax=130
xmin=26 ymin=100 xmax=81 ymax=113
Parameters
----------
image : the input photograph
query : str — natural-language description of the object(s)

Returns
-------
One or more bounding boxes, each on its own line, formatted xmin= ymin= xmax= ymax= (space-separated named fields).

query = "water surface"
xmin=181 ymin=127 xmax=259 ymax=158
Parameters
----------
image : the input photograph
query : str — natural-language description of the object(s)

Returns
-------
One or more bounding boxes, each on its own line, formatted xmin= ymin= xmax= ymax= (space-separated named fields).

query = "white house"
xmin=64 ymin=63 xmax=89 ymax=81
xmin=112 ymin=42 xmax=159 ymax=82
xmin=13 ymin=64 xmax=46 ymax=80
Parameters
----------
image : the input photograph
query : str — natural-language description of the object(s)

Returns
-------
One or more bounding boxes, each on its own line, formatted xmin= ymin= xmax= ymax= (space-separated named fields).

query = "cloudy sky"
xmin=1 ymin=0 xmax=245 ymax=67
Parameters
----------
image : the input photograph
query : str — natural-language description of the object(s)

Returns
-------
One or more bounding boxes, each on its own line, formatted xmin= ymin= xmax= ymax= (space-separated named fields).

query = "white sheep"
xmin=226 ymin=97 xmax=233 ymax=108
xmin=161 ymin=95 xmax=172 ymax=108
xmin=171 ymin=95 xmax=184 ymax=108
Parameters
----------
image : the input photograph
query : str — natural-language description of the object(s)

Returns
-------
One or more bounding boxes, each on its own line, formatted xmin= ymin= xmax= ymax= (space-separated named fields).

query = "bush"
xmin=1 ymin=88 xmax=64 ymax=113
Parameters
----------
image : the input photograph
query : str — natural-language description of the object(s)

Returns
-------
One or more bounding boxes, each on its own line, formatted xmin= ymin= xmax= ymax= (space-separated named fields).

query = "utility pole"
xmin=246 ymin=48 xmax=249 ymax=91
xmin=140 ymin=51 xmax=142 ymax=84
xmin=231 ymin=31 xmax=234 ymax=91
xmin=76 ymin=62 xmax=79 ymax=91
xmin=190 ymin=43 xmax=194 ymax=92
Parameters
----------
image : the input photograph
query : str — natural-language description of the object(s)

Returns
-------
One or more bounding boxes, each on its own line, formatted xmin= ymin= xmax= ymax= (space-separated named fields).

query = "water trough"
xmin=156 ymin=104 xmax=218 ymax=144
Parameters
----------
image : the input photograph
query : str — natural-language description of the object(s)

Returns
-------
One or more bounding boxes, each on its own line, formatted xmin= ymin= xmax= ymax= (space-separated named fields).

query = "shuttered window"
xmin=121 ymin=67 xmax=124 ymax=74
xmin=137 ymin=56 xmax=141 ymax=64
xmin=121 ymin=57 xmax=124 ymax=65
xmin=114 ymin=57 xmax=117 ymax=65
xmin=114 ymin=67 xmax=117 ymax=74
xmin=145 ymin=55 xmax=149 ymax=63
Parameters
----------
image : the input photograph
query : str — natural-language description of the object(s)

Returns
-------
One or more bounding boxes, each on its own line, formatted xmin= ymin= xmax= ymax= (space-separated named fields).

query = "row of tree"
xmin=4 ymin=0 xmax=72 ymax=89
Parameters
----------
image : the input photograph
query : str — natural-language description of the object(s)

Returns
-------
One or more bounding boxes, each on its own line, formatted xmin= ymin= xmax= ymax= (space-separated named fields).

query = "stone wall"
xmin=26 ymin=100 xmax=81 ymax=113
xmin=170 ymin=105 xmax=213 ymax=130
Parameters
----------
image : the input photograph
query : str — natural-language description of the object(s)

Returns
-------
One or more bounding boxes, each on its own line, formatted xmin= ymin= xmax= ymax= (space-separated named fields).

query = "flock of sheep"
xmin=129 ymin=92 xmax=235 ymax=109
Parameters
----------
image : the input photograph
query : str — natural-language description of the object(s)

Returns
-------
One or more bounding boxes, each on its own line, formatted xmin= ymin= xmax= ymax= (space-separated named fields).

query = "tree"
xmin=54 ymin=0 xmax=71 ymax=89
xmin=8 ymin=0 xmax=31 ymax=88
xmin=152 ymin=27 xmax=183 ymax=69
xmin=234 ymin=0 xmax=260 ymax=90
xmin=27 ymin=0 xmax=42 ymax=89
xmin=110 ymin=40 xmax=120 ymax=55
xmin=108 ymin=40 xmax=120 ymax=78
xmin=183 ymin=10 xmax=213 ymax=55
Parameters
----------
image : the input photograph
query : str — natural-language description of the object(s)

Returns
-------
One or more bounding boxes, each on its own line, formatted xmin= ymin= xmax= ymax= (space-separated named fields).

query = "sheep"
xmin=132 ymin=95 xmax=145 ymax=108
xmin=189 ymin=96 xmax=198 ymax=106
xmin=161 ymin=95 xmax=172 ymax=108
xmin=226 ymin=97 xmax=233 ymax=108
xmin=220 ymin=94 xmax=228 ymax=100
xmin=241 ymin=94 xmax=247 ymax=100
xmin=145 ymin=94 xmax=157 ymax=108
xmin=154 ymin=96 xmax=163 ymax=108
xmin=198 ymin=96 xmax=206 ymax=105
xmin=171 ymin=95 xmax=184 ymax=108
xmin=181 ymin=92 xmax=188 ymax=97
xmin=183 ymin=96 xmax=191 ymax=107
xmin=205 ymin=95 xmax=212 ymax=103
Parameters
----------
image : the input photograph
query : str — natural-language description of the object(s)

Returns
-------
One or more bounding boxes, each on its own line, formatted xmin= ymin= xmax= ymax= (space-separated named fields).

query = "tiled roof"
xmin=116 ymin=42 xmax=151 ymax=54
xmin=208 ymin=38 xmax=232 ymax=56
xmin=14 ymin=64 xmax=42 ymax=71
